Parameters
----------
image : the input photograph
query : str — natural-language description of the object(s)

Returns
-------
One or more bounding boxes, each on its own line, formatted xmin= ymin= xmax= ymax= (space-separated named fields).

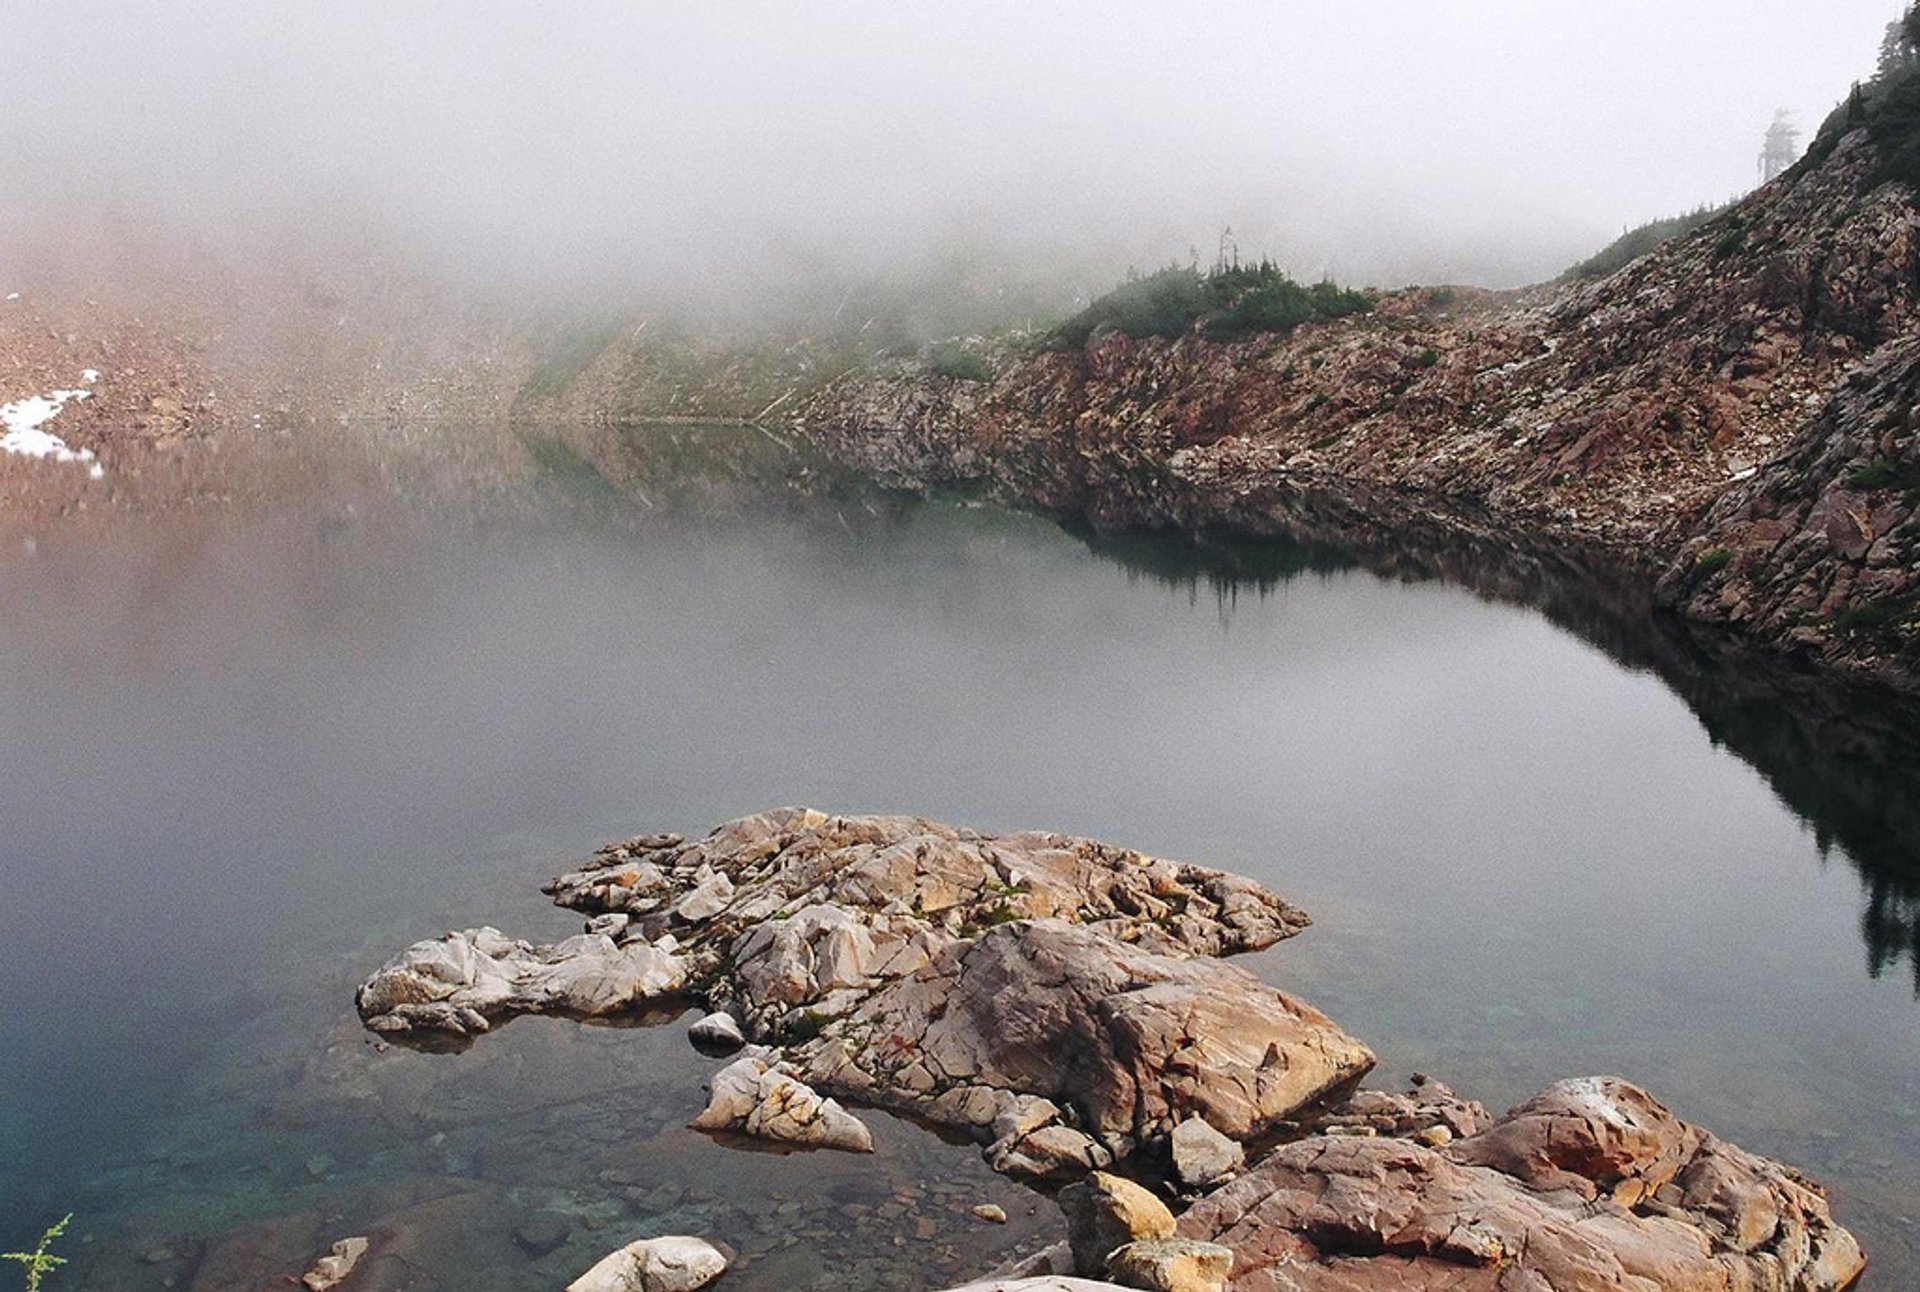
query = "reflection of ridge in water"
xmin=1063 ymin=519 xmax=1356 ymax=619
xmin=1065 ymin=519 xmax=1920 ymax=993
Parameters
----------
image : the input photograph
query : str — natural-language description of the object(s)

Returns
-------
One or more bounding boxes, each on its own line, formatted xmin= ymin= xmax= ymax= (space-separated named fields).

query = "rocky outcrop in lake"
xmin=359 ymin=808 xmax=1368 ymax=1178
xmin=359 ymin=808 xmax=1868 ymax=1289
xmin=801 ymin=130 xmax=1920 ymax=690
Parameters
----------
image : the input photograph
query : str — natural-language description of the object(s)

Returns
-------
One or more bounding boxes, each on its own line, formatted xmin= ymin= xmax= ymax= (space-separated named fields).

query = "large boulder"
xmin=1177 ymin=1077 xmax=1866 ymax=1291
xmin=794 ymin=920 xmax=1373 ymax=1170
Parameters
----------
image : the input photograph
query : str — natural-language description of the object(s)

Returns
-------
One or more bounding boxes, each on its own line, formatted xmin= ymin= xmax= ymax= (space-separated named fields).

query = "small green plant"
xmin=1413 ymin=348 xmax=1440 ymax=369
xmin=1695 ymin=547 xmax=1734 ymax=575
xmin=1847 ymin=459 xmax=1906 ymax=489
xmin=3 ymin=1215 xmax=71 ymax=1292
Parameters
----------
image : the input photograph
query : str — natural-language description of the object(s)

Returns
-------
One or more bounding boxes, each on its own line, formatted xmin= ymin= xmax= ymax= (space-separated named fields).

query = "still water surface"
xmin=2 ymin=463 xmax=1918 ymax=1287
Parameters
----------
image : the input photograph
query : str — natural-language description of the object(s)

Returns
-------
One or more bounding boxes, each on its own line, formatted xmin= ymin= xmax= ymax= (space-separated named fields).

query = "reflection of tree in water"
xmin=1063 ymin=519 xmax=1355 ymax=617
xmin=1066 ymin=517 xmax=1920 ymax=992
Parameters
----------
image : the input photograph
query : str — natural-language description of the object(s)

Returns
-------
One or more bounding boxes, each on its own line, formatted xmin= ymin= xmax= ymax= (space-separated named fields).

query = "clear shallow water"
xmin=2 ymin=465 xmax=1919 ymax=1288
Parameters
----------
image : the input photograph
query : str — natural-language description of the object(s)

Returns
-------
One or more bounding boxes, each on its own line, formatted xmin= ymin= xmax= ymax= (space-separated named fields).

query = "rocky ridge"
xmin=358 ymin=809 xmax=1866 ymax=1290
xmin=801 ymin=131 xmax=1920 ymax=689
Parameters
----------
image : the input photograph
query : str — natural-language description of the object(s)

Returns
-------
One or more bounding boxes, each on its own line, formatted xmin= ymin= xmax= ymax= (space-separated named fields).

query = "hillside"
xmin=802 ymin=129 xmax=1920 ymax=689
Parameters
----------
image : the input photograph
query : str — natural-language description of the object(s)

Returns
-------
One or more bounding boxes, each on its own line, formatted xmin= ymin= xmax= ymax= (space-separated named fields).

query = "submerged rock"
xmin=567 ymin=1235 xmax=728 ymax=1292
xmin=300 ymin=1236 xmax=369 ymax=1292
xmin=689 ymin=1054 xmax=874 ymax=1153
xmin=1177 ymin=1076 xmax=1866 ymax=1291
xmin=511 ymin=1213 xmax=572 ymax=1258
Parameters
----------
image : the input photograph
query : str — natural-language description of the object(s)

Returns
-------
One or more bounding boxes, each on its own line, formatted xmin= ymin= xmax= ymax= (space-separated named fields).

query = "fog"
xmin=1 ymin=1 xmax=1904 ymax=303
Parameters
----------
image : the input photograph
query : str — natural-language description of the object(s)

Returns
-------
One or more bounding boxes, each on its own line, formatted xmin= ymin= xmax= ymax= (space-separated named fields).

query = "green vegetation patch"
xmin=927 ymin=342 xmax=992 ymax=382
xmin=1562 ymin=205 xmax=1733 ymax=281
xmin=1049 ymin=263 xmax=1374 ymax=349
xmin=1835 ymin=456 xmax=1912 ymax=491
xmin=1833 ymin=593 xmax=1919 ymax=638
xmin=1695 ymin=546 xmax=1735 ymax=575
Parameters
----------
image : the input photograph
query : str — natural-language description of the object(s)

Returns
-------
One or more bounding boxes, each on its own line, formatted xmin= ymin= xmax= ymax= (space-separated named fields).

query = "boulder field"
xmin=357 ymin=808 xmax=1865 ymax=1289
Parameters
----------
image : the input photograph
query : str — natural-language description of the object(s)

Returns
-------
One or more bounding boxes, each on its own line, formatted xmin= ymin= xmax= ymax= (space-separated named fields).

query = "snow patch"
xmin=1 ymin=379 xmax=103 ymax=479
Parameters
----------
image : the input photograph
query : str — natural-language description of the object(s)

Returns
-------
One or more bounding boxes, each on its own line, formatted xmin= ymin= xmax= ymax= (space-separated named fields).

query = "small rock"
xmin=938 ymin=1279 xmax=1130 ymax=1291
xmin=513 ymin=1213 xmax=572 ymax=1257
xmin=1169 ymin=1117 xmax=1243 ymax=1189
xmin=972 ymin=1203 xmax=1008 ymax=1224
xmin=690 ymin=1055 xmax=874 ymax=1152
xmin=567 ymin=1235 xmax=728 ymax=1292
xmin=687 ymin=1011 xmax=746 ymax=1056
xmin=142 ymin=1248 xmax=177 ymax=1265
xmin=1106 ymin=1238 xmax=1233 ymax=1292
xmin=1058 ymin=1171 xmax=1175 ymax=1276
xmin=301 ymin=1236 xmax=370 ymax=1292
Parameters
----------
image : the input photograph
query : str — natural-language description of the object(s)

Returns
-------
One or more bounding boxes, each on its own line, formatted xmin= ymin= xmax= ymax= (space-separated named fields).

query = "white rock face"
xmin=690 ymin=1055 xmax=874 ymax=1152
xmin=356 ymin=926 xmax=686 ymax=1039
xmin=567 ymin=1236 xmax=728 ymax=1292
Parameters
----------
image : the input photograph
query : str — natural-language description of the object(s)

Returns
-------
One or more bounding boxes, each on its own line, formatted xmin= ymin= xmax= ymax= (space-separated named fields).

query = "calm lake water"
xmin=3 ymin=433 xmax=1918 ymax=1288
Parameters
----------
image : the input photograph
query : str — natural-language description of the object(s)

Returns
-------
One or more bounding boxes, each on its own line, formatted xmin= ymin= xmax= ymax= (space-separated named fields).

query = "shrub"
xmin=1049 ymin=262 xmax=1374 ymax=348
xmin=927 ymin=343 xmax=991 ymax=382
xmin=1845 ymin=458 xmax=1920 ymax=491
xmin=1695 ymin=546 xmax=1734 ymax=575
xmin=1833 ymin=595 xmax=1916 ymax=636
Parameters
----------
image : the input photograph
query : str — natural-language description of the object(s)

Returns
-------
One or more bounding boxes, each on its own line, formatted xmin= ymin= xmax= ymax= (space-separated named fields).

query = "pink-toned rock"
xmin=1178 ymin=1077 xmax=1865 ymax=1291
xmin=361 ymin=809 xmax=1356 ymax=1179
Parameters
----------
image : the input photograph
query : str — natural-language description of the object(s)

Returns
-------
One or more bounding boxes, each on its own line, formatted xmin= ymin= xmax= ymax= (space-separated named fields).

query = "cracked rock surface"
xmin=1177 ymin=1076 xmax=1865 ymax=1291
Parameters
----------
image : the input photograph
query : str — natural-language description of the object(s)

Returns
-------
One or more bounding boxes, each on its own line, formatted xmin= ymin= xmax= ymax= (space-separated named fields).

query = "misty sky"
xmin=2 ymin=1 xmax=1905 ymax=294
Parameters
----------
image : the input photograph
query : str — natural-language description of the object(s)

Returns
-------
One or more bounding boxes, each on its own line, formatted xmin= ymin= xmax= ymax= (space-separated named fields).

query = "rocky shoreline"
xmin=799 ymin=131 xmax=1920 ymax=692
xmin=357 ymin=808 xmax=1868 ymax=1290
